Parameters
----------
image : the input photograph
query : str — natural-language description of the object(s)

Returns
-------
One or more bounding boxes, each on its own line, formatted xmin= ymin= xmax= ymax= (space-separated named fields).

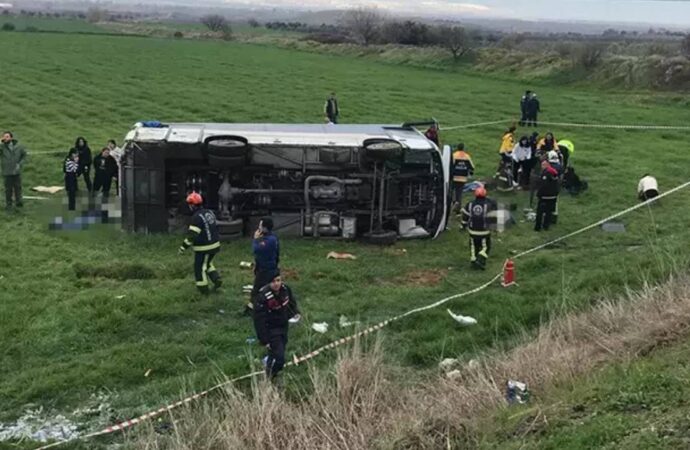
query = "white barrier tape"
xmin=34 ymin=178 xmax=690 ymax=450
xmin=440 ymin=119 xmax=513 ymax=131
xmin=513 ymin=179 xmax=690 ymax=260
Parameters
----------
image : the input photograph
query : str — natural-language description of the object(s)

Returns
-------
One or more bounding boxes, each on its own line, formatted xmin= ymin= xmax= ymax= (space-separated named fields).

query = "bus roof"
xmin=125 ymin=122 xmax=437 ymax=151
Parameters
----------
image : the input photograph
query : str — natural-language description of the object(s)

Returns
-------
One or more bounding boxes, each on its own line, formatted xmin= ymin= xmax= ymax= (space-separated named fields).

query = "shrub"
xmin=573 ymin=42 xmax=606 ymax=70
xmin=201 ymin=14 xmax=229 ymax=33
xmin=302 ymin=32 xmax=352 ymax=45
xmin=1 ymin=22 xmax=15 ymax=31
xmin=24 ymin=25 xmax=38 ymax=32
xmin=681 ymin=34 xmax=690 ymax=58
xmin=173 ymin=31 xmax=184 ymax=39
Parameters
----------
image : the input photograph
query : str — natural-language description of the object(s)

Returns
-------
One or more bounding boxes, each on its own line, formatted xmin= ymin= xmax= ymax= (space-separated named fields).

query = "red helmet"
xmin=474 ymin=186 xmax=487 ymax=198
xmin=186 ymin=192 xmax=203 ymax=206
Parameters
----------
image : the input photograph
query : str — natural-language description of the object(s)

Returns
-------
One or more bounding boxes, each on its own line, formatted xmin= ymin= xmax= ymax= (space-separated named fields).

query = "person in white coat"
xmin=511 ymin=135 xmax=532 ymax=189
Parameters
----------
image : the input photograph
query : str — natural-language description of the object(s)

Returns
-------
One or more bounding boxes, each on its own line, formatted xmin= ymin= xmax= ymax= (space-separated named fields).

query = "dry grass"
xmin=130 ymin=274 xmax=690 ymax=449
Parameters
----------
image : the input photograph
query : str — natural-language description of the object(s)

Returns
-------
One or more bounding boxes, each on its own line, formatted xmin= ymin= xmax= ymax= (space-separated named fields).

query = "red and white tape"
xmin=36 ymin=179 xmax=690 ymax=449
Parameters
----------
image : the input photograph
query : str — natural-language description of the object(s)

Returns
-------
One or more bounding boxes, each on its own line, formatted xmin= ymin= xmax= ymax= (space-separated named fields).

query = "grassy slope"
xmin=1 ymin=31 xmax=690 ymax=442
xmin=480 ymin=336 xmax=690 ymax=449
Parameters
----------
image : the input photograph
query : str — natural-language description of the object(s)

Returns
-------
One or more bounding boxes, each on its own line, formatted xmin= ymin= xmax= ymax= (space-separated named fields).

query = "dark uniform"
xmin=180 ymin=208 xmax=222 ymax=293
xmin=93 ymin=153 xmax=118 ymax=198
xmin=253 ymin=282 xmax=299 ymax=378
xmin=535 ymin=165 xmax=560 ymax=231
xmin=452 ymin=149 xmax=475 ymax=208
xmin=252 ymin=231 xmax=280 ymax=304
xmin=325 ymin=95 xmax=339 ymax=124
xmin=64 ymin=156 xmax=79 ymax=211
xmin=461 ymin=197 xmax=497 ymax=270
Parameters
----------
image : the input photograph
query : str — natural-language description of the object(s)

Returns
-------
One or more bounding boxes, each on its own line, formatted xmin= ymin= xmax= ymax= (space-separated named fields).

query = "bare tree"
xmin=341 ymin=8 xmax=383 ymax=46
xmin=436 ymin=26 xmax=471 ymax=60
xmin=248 ymin=18 xmax=260 ymax=28
xmin=86 ymin=7 xmax=107 ymax=23
xmin=574 ymin=42 xmax=606 ymax=69
xmin=201 ymin=14 xmax=229 ymax=33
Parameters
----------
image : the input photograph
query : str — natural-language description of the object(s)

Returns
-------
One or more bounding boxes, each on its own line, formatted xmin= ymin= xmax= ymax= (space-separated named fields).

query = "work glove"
xmin=178 ymin=246 xmax=186 ymax=255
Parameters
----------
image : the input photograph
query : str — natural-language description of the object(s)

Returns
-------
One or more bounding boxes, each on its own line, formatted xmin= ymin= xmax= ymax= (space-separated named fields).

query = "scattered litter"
xmin=115 ymin=295 xmax=126 ymax=300
xmin=242 ymin=284 xmax=253 ymax=293
xmin=439 ymin=358 xmax=458 ymax=372
xmin=23 ymin=195 xmax=48 ymax=201
xmin=326 ymin=252 xmax=357 ymax=260
xmin=31 ymin=186 xmax=64 ymax=194
xmin=262 ymin=356 xmax=269 ymax=367
xmin=446 ymin=369 xmax=462 ymax=380
xmin=468 ymin=359 xmax=479 ymax=370
xmin=239 ymin=261 xmax=253 ymax=269
xmin=447 ymin=309 xmax=478 ymax=326
xmin=506 ymin=380 xmax=530 ymax=404
xmin=246 ymin=337 xmax=257 ymax=345
xmin=144 ymin=369 xmax=152 ymax=378
xmin=339 ymin=315 xmax=360 ymax=328
xmin=602 ymin=222 xmax=626 ymax=233
xmin=218 ymin=309 xmax=225 ymax=315
xmin=311 ymin=322 xmax=329 ymax=334
xmin=0 ymin=409 xmax=78 ymax=443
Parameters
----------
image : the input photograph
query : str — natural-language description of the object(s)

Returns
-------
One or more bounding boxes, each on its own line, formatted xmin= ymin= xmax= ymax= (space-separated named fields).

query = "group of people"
xmin=63 ymin=138 xmax=122 ymax=210
xmin=519 ymin=90 xmax=541 ymax=127
xmin=178 ymin=192 xmax=298 ymax=382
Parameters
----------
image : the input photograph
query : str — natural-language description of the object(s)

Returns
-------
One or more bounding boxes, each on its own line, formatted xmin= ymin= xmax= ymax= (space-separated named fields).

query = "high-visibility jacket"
xmin=461 ymin=198 xmax=497 ymax=236
xmin=499 ymin=132 xmax=514 ymax=154
xmin=452 ymin=150 xmax=475 ymax=183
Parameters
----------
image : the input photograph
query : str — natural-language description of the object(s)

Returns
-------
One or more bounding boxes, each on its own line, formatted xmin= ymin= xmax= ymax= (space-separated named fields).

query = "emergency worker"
xmin=460 ymin=186 xmax=497 ymax=270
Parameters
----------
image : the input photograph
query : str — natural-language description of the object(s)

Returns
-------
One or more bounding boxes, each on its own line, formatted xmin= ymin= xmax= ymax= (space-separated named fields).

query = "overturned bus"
xmin=121 ymin=121 xmax=450 ymax=243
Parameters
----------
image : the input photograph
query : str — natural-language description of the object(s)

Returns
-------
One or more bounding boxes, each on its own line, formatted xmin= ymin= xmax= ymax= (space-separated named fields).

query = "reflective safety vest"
xmin=452 ymin=150 xmax=475 ymax=183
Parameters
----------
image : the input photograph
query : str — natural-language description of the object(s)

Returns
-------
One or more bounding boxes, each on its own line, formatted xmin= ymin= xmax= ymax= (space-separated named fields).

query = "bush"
xmin=302 ymin=32 xmax=352 ymax=45
xmin=573 ymin=42 xmax=606 ymax=70
xmin=24 ymin=26 xmax=38 ymax=32
xmin=681 ymin=34 xmax=690 ymax=58
xmin=1 ymin=22 xmax=15 ymax=31
xmin=201 ymin=14 xmax=229 ymax=33
xmin=173 ymin=31 xmax=184 ymax=39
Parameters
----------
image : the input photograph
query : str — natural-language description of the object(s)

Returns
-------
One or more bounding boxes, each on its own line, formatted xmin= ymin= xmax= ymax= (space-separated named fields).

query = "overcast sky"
xmin=218 ymin=0 xmax=690 ymax=26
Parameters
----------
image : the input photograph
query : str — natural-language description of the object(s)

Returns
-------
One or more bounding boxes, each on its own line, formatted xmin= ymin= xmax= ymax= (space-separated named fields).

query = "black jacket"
xmin=461 ymin=197 xmax=497 ymax=236
xmin=527 ymin=97 xmax=540 ymax=115
xmin=325 ymin=97 xmax=339 ymax=118
xmin=71 ymin=138 xmax=92 ymax=173
xmin=93 ymin=154 xmax=118 ymax=180
xmin=253 ymin=283 xmax=299 ymax=344
xmin=181 ymin=208 xmax=220 ymax=252
xmin=537 ymin=166 xmax=560 ymax=199
xmin=64 ymin=158 xmax=79 ymax=189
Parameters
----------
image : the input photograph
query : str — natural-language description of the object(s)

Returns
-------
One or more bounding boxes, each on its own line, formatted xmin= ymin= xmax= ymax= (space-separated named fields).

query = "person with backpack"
xmin=460 ymin=186 xmax=497 ymax=270
xmin=452 ymin=143 xmax=474 ymax=210
xmin=178 ymin=192 xmax=222 ymax=294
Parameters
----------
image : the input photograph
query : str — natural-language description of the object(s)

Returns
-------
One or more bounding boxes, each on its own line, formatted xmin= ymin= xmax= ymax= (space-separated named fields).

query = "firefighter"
xmin=247 ymin=217 xmax=280 ymax=313
xmin=253 ymin=270 xmax=300 ymax=380
xmin=534 ymin=160 xmax=560 ymax=232
xmin=460 ymin=186 xmax=497 ymax=270
xmin=452 ymin=143 xmax=474 ymax=211
xmin=178 ymin=192 xmax=222 ymax=294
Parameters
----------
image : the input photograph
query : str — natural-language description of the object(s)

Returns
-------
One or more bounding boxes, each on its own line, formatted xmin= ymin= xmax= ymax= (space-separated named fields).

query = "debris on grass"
xmin=384 ymin=248 xmax=408 ymax=256
xmin=602 ymin=222 xmax=626 ymax=233
xmin=339 ymin=315 xmax=360 ymax=328
xmin=115 ymin=295 xmax=126 ymax=300
xmin=506 ymin=380 xmax=530 ymax=404
xmin=144 ymin=369 xmax=152 ymax=377
xmin=448 ymin=309 xmax=478 ymax=326
xmin=439 ymin=358 xmax=458 ymax=372
xmin=239 ymin=261 xmax=253 ymax=269
xmin=31 ymin=186 xmax=64 ymax=194
xmin=312 ymin=322 xmax=329 ymax=334
xmin=282 ymin=268 xmax=300 ymax=280
xmin=326 ymin=252 xmax=357 ymax=260
xmin=446 ymin=369 xmax=462 ymax=380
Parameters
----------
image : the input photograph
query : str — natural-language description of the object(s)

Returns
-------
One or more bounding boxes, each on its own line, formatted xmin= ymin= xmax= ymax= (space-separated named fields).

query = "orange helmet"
xmin=186 ymin=192 xmax=203 ymax=206
xmin=474 ymin=186 xmax=487 ymax=198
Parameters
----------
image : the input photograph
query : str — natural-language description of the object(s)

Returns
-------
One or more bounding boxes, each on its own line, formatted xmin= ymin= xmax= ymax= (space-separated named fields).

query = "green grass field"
xmin=0 ymin=16 xmax=106 ymax=33
xmin=2 ymin=30 xmax=690 ymax=448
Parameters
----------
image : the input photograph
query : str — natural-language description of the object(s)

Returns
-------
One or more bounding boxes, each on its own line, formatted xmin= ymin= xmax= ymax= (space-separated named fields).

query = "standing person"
xmin=253 ymin=271 xmax=300 ymax=381
xmin=324 ymin=92 xmax=339 ymax=124
xmin=1 ymin=131 xmax=27 ymax=212
xmin=496 ymin=126 xmax=516 ymax=188
xmin=64 ymin=150 xmax=79 ymax=211
xmin=178 ymin=192 xmax=222 ymax=294
xmin=519 ymin=90 xmax=532 ymax=126
xmin=70 ymin=137 xmax=93 ymax=193
xmin=534 ymin=160 xmax=560 ymax=232
xmin=248 ymin=217 xmax=280 ymax=313
xmin=92 ymin=147 xmax=118 ymax=198
xmin=537 ymin=132 xmax=557 ymax=152
xmin=107 ymin=139 xmax=123 ymax=195
xmin=452 ymin=143 xmax=474 ymax=210
xmin=424 ymin=124 xmax=440 ymax=147
xmin=460 ymin=186 xmax=497 ymax=270
xmin=512 ymin=135 xmax=532 ymax=189
xmin=526 ymin=92 xmax=541 ymax=127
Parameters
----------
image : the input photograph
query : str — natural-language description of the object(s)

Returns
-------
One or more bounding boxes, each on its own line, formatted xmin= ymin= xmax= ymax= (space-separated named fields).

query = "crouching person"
xmin=253 ymin=271 xmax=300 ymax=381
xmin=461 ymin=186 xmax=497 ymax=270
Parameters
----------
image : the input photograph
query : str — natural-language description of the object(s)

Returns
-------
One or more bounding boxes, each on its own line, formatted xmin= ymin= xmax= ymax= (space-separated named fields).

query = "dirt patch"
xmin=393 ymin=269 xmax=448 ymax=287
xmin=282 ymin=268 xmax=300 ymax=281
